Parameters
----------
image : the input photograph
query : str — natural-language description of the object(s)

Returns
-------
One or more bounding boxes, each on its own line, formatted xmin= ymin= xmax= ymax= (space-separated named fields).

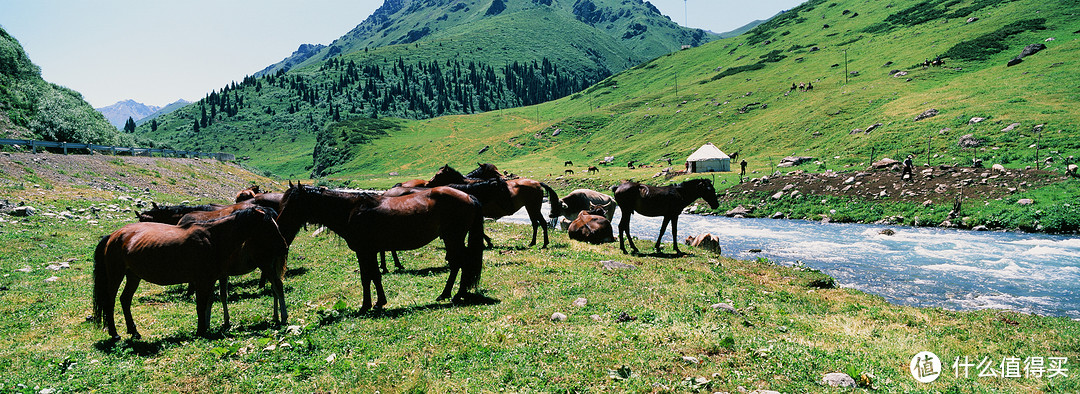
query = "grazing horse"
xmin=464 ymin=164 xmax=562 ymax=248
xmin=564 ymin=169 xmax=574 ymax=175
xmin=587 ymin=166 xmax=600 ymax=174
xmin=379 ymin=177 xmax=512 ymax=272
xmin=568 ymin=205 xmax=615 ymax=244
xmin=276 ymin=183 xmax=485 ymax=310
xmin=612 ymin=179 xmax=719 ymax=255
xmin=137 ymin=203 xmax=224 ymax=224
xmin=556 ymin=189 xmax=617 ymax=229
xmin=564 ymin=160 xmax=573 ymax=166
xmin=92 ymin=207 xmax=289 ymax=339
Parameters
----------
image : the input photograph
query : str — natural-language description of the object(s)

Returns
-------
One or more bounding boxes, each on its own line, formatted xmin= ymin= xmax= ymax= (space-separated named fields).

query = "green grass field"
xmin=1 ymin=180 xmax=1077 ymax=392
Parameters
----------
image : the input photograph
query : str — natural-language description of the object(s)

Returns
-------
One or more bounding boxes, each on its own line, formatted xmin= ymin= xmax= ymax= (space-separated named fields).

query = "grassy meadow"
xmin=1 ymin=176 xmax=1078 ymax=393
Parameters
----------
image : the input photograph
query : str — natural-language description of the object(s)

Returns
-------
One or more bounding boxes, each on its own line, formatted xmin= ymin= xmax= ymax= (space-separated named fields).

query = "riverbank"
xmin=709 ymin=165 xmax=1080 ymax=234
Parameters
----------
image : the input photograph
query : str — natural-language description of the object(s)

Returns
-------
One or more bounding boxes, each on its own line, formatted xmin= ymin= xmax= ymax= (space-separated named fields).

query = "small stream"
xmin=498 ymin=206 xmax=1080 ymax=319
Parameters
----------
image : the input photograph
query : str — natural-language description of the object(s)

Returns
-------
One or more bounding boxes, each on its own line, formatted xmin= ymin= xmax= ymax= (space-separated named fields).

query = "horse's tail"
xmin=461 ymin=197 xmax=485 ymax=291
xmin=540 ymin=182 xmax=562 ymax=219
xmin=91 ymin=234 xmax=110 ymax=327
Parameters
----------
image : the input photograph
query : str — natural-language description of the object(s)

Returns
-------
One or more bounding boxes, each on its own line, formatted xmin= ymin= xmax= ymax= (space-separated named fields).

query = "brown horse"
xmin=568 ymin=205 xmax=615 ymax=244
xmin=379 ymin=177 xmax=512 ymax=273
xmin=235 ymin=185 xmax=284 ymax=211
xmin=465 ymin=164 xmax=562 ymax=248
xmin=612 ymin=178 xmax=719 ymax=255
xmin=394 ymin=164 xmax=475 ymax=189
xmin=140 ymin=201 xmax=278 ymax=321
xmin=276 ymin=183 xmax=485 ymax=310
xmin=92 ymin=207 xmax=289 ymax=339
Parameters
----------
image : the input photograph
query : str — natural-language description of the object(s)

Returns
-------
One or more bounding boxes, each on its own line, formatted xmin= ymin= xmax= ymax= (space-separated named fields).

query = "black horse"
xmin=611 ymin=179 xmax=719 ymax=255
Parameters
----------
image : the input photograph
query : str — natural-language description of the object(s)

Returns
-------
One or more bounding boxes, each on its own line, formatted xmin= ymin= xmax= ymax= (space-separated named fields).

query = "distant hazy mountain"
xmin=136 ymin=99 xmax=191 ymax=125
xmin=1 ymin=26 xmax=132 ymax=145
xmin=96 ymin=99 xmax=161 ymax=129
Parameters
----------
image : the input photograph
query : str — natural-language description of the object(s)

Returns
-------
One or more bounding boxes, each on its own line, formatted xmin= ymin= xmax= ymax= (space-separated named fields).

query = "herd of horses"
xmin=90 ymin=163 xmax=719 ymax=340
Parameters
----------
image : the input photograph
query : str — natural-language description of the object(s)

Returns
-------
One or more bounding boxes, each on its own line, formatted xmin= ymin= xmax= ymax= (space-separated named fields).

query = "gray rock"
xmin=968 ymin=117 xmax=986 ymax=124
xmin=711 ymin=302 xmax=738 ymax=314
xmin=1002 ymin=123 xmax=1021 ymax=132
xmin=914 ymin=108 xmax=939 ymax=122
xmin=1017 ymin=198 xmax=1034 ymax=205
xmin=771 ymin=212 xmax=786 ymax=219
xmin=822 ymin=372 xmax=857 ymax=387
xmin=958 ymin=134 xmax=982 ymax=148
xmin=872 ymin=158 xmax=899 ymax=169
xmin=601 ymin=260 xmax=636 ymax=270
xmin=1018 ymin=43 xmax=1046 ymax=59
xmin=551 ymin=312 xmax=567 ymax=322
xmin=571 ymin=298 xmax=587 ymax=307
xmin=725 ymin=205 xmax=751 ymax=217
xmin=864 ymin=123 xmax=883 ymax=134
xmin=771 ymin=192 xmax=785 ymax=200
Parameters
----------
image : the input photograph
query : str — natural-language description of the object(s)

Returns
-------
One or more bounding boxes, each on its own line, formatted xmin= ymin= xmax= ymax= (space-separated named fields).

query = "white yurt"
xmin=685 ymin=143 xmax=730 ymax=173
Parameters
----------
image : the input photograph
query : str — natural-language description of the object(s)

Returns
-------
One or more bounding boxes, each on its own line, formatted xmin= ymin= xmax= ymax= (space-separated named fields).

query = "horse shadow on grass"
xmin=630 ymin=250 xmax=693 ymax=259
xmin=314 ymin=293 xmax=501 ymax=327
xmin=92 ymin=319 xmax=291 ymax=357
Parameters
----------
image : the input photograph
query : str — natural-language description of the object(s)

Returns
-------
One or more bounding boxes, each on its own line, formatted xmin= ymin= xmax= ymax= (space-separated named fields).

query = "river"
xmin=498 ymin=206 xmax=1080 ymax=319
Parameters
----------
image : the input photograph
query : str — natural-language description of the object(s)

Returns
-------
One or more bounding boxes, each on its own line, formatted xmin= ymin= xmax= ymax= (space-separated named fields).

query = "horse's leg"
xmin=525 ymin=202 xmax=547 ymax=248
xmin=194 ymin=281 xmax=214 ymax=337
xmin=438 ymin=258 xmax=460 ymax=301
xmin=617 ymin=209 xmax=630 ymax=253
xmin=655 ymin=216 xmax=671 ymax=253
xmin=218 ymin=278 xmax=230 ymax=330
xmin=379 ymin=251 xmax=388 ymax=274
xmin=392 ymin=251 xmax=403 ymax=270
xmin=119 ymin=273 xmax=142 ymax=339
xmin=270 ymin=265 xmax=287 ymax=325
xmin=356 ymin=252 xmax=373 ymax=311
xmin=670 ymin=216 xmax=683 ymax=255
xmin=101 ymin=266 xmax=125 ymax=340
xmin=483 ymin=234 xmax=494 ymax=249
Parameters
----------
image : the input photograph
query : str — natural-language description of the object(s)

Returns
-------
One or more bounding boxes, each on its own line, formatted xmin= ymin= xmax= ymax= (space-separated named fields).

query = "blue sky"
xmin=0 ymin=0 xmax=804 ymax=108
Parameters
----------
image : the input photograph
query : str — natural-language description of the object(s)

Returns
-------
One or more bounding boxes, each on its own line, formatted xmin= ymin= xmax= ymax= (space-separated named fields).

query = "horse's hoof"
xmin=131 ymin=333 xmax=142 ymax=340
xmin=436 ymin=294 xmax=450 ymax=301
xmin=221 ymin=323 xmax=232 ymax=331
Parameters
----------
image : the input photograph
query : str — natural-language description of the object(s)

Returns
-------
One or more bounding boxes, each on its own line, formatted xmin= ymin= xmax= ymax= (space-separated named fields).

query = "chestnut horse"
xmin=92 ymin=207 xmax=289 ymax=339
xmin=612 ymin=179 xmax=719 ymax=255
xmin=276 ymin=183 xmax=485 ymax=310
xmin=465 ymin=164 xmax=562 ymax=248
xmin=556 ymin=189 xmax=617 ymax=229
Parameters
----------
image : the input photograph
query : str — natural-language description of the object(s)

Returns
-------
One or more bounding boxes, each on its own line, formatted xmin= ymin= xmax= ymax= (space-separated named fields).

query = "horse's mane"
xmin=447 ymin=177 xmax=505 ymax=193
xmin=144 ymin=204 xmax=220 ymax=216
xmin=179 ymin=206 xmax=277 ymax=227
xmin=466 ymin=163 xmax=500 ymax=179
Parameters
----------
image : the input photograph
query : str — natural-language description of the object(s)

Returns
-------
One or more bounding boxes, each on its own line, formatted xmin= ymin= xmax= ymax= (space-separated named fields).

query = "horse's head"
xmin=429 ymin=165 xmax=466 ymax=186
xmin=584 ymin=203 xmax=606 ymax=216
xmin=235 ymin=185 xmax=261 ymax=203
xmin=277 ymin=182 xmax=316 ymax=243
xmin=686 ymin=179 xmax=719 ymax=209
xmin=466 ymin=163 xmax=501 ymax=180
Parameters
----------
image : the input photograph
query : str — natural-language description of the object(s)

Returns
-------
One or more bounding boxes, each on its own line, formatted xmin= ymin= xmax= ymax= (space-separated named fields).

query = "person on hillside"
xmin=902 ymin=156 xmax=914 ymax=179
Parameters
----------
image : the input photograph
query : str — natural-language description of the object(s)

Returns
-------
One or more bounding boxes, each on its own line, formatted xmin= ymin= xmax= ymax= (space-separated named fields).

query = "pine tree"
xmin=123 ymin=117 xmax=136 ymax=133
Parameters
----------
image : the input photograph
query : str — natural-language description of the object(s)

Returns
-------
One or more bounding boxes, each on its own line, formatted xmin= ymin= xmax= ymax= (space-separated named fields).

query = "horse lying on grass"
xmin=93 ymin=207 xmax=288 ymax=339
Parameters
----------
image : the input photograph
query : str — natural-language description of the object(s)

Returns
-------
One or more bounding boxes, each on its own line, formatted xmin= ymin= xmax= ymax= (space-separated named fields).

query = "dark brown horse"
xmin=395 ymin=164 xmax=474 ymax=189
xmin=379 ymin=177 xmax=512 ymax=273
xmin=140 ymin=201 xmax=278 ymax=320
xmin=276 ymin=183 xmax=485 ymax=310
xmin=612 ymin=179 xmax=719 ymax=255
xmin=465 ymin=164 xmax=561 ymax=248
xmin=137 ymin=203 xmax=224 ymax=224
xmin=92 ymin=207 xmax=289 ymax=339
xmin=568 ymin=205 xmax=615 ymax=244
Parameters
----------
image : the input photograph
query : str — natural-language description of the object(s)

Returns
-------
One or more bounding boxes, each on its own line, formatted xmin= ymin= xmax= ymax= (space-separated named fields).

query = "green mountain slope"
xmin=0 ymin=27 xmax=139 ymax=145
xmin=260 ymin=0 xmax=712 ymax=76
xmin=138 ymin=1 xmax=715 ymax=177
xmin=317 ymin=0 xmax=1079 ymax=181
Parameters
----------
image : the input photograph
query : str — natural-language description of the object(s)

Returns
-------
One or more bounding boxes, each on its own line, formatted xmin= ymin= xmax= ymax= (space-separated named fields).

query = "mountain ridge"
xmin=95 ymin=99 xmax=161 ymax=129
